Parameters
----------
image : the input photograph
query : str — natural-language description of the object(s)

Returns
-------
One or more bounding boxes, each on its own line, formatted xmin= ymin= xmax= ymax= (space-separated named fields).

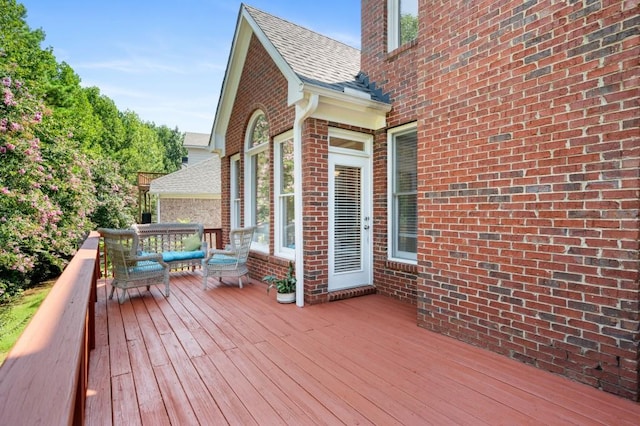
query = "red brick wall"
xmin=301 ymin=118 xmax=331 ymax=304
xmin=412 ymin=0 xmax=639 ymax=400
xmin=223 ymin=34 xmax=295 ymax=284
xmin=362 ymin=0 xmax=421 ymax=303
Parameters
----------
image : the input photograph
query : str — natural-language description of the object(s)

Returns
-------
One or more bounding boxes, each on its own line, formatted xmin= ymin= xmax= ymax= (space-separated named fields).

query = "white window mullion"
xmin=275 ymin=131 xmax=295 ymax=259
xmin=388 ymin=123 xmax=418 ymax=262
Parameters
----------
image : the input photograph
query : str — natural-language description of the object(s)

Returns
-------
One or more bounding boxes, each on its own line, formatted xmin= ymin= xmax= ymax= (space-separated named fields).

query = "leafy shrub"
xmin=0 ymin=73 xmax=94 ymax=291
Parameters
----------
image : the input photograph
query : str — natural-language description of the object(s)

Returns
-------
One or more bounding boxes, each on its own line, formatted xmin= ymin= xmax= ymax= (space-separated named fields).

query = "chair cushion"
xmin=207 ymin=254 xmax=238 ymax=265
xmin=183 ymin=233 xmax=202 ymax=251
xmin=131 ymin=260 xmax=164 ymax=273
xmin=162 ymin=250 xmax=205 ymax=262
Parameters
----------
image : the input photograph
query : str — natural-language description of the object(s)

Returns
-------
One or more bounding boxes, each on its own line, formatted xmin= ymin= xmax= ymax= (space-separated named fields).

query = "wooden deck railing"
xmin=0 ymin=231 xmax=100 ymax=426
xmin=204 ymin=227 xmax=224 ymax=251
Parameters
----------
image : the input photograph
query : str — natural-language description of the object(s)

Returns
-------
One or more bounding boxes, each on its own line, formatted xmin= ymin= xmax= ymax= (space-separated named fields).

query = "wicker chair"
xmin=202 ymin=226 xmax=255 ymax=289
xmin=99 ymin=228 xmax=170 ymax=303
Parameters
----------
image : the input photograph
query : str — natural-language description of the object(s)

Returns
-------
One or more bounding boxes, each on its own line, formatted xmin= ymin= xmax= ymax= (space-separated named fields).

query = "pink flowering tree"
xmin=0 ymin=72 xmax=95 ymax=301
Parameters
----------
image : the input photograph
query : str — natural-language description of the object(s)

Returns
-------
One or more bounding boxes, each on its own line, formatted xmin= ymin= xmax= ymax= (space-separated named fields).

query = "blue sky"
xmin=19 ymin=1 xmax=361 ymax=134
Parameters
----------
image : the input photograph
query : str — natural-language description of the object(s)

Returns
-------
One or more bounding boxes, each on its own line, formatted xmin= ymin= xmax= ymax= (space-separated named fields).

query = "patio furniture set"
xmin=98 ymin=223 xmax=254 ymax=303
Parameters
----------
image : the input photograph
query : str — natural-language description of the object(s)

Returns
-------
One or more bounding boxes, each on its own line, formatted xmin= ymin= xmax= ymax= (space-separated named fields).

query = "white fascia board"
xmin=300 ymin=83 xmax=391 ymax=130
xmin=210 ymin=13 xmax=253 ymax=157
xmin=210 ymin=6 xmax=303 ymax=157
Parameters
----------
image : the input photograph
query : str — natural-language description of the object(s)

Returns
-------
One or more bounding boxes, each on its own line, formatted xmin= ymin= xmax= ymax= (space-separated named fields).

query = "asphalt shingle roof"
xmin=150 ymin=156 xmax=221 ymax=195
xmin=183 ymin=132 xmax=210 ymax=148
xmin=245 ymin=5 xmax=385 ymax=101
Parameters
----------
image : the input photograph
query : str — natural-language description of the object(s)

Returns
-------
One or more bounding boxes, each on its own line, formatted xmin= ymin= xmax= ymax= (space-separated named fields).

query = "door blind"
xmin=333 ymin=165 xmax=362 ymax=273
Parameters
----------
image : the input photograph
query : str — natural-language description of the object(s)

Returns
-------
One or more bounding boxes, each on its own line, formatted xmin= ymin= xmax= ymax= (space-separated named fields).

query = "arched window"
xmin=244 ymin=111 xmax=270 ymax=252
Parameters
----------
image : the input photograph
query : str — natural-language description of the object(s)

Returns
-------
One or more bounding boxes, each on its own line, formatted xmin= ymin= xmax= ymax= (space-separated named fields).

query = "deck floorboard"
xmin=86 ymin=272 xmax=640 ymax=425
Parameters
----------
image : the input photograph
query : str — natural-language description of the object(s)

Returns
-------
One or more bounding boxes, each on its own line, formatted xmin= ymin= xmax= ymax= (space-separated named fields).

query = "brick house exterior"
xmin=150 ymin=155 xmax=222 ymax=228
xmin=211 ymin=2 xmax=639 ymax=400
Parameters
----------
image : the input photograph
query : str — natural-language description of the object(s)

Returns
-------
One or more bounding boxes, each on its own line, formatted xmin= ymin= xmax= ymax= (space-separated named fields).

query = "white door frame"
xmin=327 ymin=129 xmax=373 ymax=291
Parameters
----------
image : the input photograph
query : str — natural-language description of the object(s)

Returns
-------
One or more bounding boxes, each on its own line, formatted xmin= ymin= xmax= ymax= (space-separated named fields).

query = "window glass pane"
xmin=280 ymin=138 xmax=294 ymax=193
xmin=231 ymin=156 xmax=241 ymax=229
xmin=254 ymin=149 xmax=270 ymax=245
xmin=282 ymin=194 xmax=295 ymax=249
xmin=279 ymin=137 xmax=295 ymax=253
xmin=392 ymin=128 xmax=417 ymax=259
xmin=334 ymin=165 xmax=362 ymax=272
xmin=330 ymin=137 xmax=364 ymax=152
xmin=396 ymin=194 xmax=417 ymax=253
xmin=400 ymin=0 xmax=418 ymax=45
xmin=394 ymin=132 xmax=417 ymax=193
xmin=251 ymin=114 xmax=269 ymax=147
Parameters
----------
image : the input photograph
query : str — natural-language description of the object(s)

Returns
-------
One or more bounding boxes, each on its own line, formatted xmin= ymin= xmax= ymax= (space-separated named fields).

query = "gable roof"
xmin=244 ymin=5 xmax=371 ymax=97
xmin=209 ymin=3 xmax=391 ymax=156
xmin=149 ymin=155 xmax=221 ymax=197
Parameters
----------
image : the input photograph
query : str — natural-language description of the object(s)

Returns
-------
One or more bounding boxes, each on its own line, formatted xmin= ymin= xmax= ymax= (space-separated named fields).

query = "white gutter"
xmin=293 ymin=93 xmax=319 ymax=307
xmin=299 ymin=82 xmax=392 ymax=112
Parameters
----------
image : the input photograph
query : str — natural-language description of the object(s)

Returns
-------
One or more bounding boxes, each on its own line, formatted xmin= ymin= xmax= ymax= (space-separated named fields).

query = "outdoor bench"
xmin=131 ymin=222 xmax=207 ymax=271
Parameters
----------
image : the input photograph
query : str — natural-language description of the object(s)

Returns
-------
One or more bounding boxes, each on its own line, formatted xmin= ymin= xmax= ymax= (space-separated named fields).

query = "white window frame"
xmin=387 ymin=122 xmax=418 ymax=263
xmin=328 ymin=127 xmax=372 ymax=157
xmin=244 ymin=110 xmax=270 ymax=253
xmin=274 ymin=130 xmax=295 ymax=259
xmin=387 ymin=0 xmax=418 ymax=52
xmin=230 ymin=153 xmax=241 ymax=230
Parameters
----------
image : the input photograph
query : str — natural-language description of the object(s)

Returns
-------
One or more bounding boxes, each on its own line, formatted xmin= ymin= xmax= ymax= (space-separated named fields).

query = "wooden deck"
xmin=86 ymin=271 xmax=640 ymax=425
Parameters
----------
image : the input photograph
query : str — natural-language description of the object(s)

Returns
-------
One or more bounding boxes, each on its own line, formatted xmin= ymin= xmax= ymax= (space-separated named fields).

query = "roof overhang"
xmin=210 ymin=5 xmax=391 ymax=157
xmin=296 ymin=83 xmax=391 ymax=130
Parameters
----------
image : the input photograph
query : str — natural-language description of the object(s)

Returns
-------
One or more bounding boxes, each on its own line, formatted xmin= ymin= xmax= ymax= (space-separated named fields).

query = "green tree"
xmin=0 ymin=0 xmax=58 ymax=98
xmin=83 ymin=86 xmax=127 ymax=156
xmin=89 ymin=158 xmax=136 ymax=228
xmin=154 ymin=124 xmax=186 ymax=173
xmin=0 ymin=0 xmax=191 ymax=299
xmin=400 ymin=13 xmax=418 ymax=45
xmin=118 ymin=110 xmax=165 ymax=181
xmin=0 ymin=73 xmax=94 ymax=299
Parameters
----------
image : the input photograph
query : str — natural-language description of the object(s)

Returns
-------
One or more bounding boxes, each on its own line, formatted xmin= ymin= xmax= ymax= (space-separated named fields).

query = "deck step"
xmin=328 ymin=285 xmax=377 ymax=302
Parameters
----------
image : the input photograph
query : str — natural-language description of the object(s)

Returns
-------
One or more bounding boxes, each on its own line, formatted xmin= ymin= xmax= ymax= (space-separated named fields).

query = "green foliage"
xmin=0 ymin=72 xmax=94 ymax=289
xmin=0 ymin=281 xmax=53 ymax=363
xmin=89 ymin=157 xmax=136 ymax=228
xmin=400 ymin=13 xmax=418 ymax=45
xmin=0 ymin=0 xmax=189 ymax=296
xmin=0 ymin=0 xmax=58 ymax=99
xmin=263 ymin=262 xmax=296 ymax=294
xmin=153 ymin=124 xmax=186 ymax=173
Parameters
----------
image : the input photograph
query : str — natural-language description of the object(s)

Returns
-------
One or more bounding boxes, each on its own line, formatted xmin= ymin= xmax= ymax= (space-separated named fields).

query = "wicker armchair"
xmin=202 ymin=226 xmax=255 ymax=289
xmin=99 ymin=228 xmax=170 ymax=303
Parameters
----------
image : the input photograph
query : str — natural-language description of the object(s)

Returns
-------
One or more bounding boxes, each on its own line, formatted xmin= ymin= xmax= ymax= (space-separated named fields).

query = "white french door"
xmin=328 ymin=152 xmax=372 ymax=291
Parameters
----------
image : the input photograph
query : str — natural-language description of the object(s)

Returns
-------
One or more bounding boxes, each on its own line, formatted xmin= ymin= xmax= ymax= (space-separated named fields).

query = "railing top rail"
xmin=0 ymin=232 xmax=99 ymax=425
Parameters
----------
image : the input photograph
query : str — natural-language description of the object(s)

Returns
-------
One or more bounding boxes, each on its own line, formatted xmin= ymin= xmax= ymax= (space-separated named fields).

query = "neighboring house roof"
xmin=183 ymin=132 xmax=210 ymax=149
xmin=210 ymin=4 xmax=391 ymax=156
xmin=150 ymin=155 xmax=221 ymax=197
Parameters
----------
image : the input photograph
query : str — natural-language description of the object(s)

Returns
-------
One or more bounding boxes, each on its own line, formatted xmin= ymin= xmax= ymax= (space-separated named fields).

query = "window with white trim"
xmin=230 ymin=154 xmax=241 ymax=230
xmin=244 ymin=111 xmax=270 ymax=252
xmin=389 ymin=123 xmax=417 ymax=261
xmin=274 ymin=131 xmax=295 ymax=258
xmin=388 ymin=0 xmax=418 ymax=51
